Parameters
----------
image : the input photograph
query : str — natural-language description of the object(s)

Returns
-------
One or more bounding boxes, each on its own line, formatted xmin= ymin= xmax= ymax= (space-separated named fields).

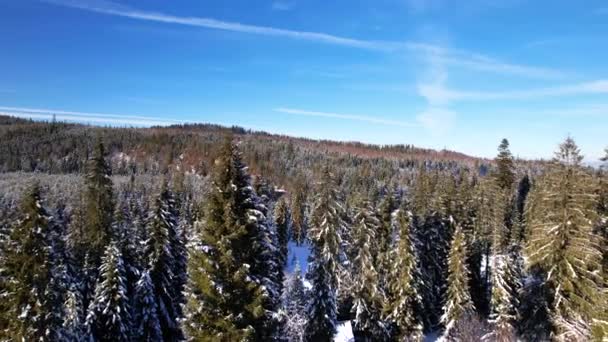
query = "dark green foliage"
xmin=526 ymin=138 xmax=604 ymax=340
xmin=81 ymin=139 xmax=115 ymax=261
xmin=291 ymin=177 xmax=308 ymax=245
xmin=1 ymin=184 xmax=58 ymax=341
xmin=275 ymin=196 xmax=290 ymax=280
xmin=385 ymin=209 xmax=423 ymax=341
xmin=351 ymin=199 xmax=388 ymax=341
xmin=441 ymin=219 xmax=475 ymax=338
xmin=495 ymin=139 xmax=515 ymax=191
xmin=413 ymin=213 xmax=451 ymax=330
xmin=183 ymin=138 xmax=271 ymax=341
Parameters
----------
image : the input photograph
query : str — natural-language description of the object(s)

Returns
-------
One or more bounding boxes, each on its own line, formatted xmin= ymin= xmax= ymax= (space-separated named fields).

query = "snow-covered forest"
xmin=0 ymin=116 xmax=607 ymax=341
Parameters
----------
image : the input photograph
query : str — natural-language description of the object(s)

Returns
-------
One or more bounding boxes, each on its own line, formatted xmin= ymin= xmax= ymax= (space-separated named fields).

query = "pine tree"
xmin=183 ymin=137 xmax=272 ymax=341
xmin=484 ymin=195 xmax=520 ymax=342
xmin=385 ymin=209 xmax=423 ymax=341
xmin=1 ymin=184 xmax=57 ymax=341
xmin=351 ymin=198 xmax=388 ymax=341
xmin=282 ymin=263 xmax=308 ymax=342
xmin=81 ymin=138 xmax=114 ymax=262
xmin=414 ymin=212 xmax=451 ymax=330
xmin=495 ymin=138 xmax=515 ymax=191
xmin=146 ymin=183 xmax=182 ymax=341
xmin=63 ymin=287 xmax=86 ymax=342
xmin=275 ymin=196 xmax=290 ymax=272
xmin=376 ymin=192 xmax=395 ymax=292
xmin=305 ymin=167 xmax=344 ymax=342
xmin=441 ymin=219 xmax=475 ymax=339
xmin=86 ymin=241 xmax=131 ymax=342
xmin=75 ymin=138 xmax=115 ymax=310
xmin=526 ymin=137 xmax=604 ymax=340
xmin=133 ymin=270 xmax=162 ymax=342
xmin=250 ymin=180 xmax=283 ymax=340
xmin=291 ymin=178 xmax=308 ymax=245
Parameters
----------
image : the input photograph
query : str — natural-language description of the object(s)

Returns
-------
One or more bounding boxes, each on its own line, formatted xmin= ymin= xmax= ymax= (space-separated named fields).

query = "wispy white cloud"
xmin=415 ymin=46 xmax=457 ymax=135
xmin=418 ymin=79 xmax=608 ymax=102
xmin=274 ymin=107 xmax=420 ymax=128
xmin=0 ymin=106 xmax=190 ymax=126
xmin=43 ymin=0 xmax=565 ymax=78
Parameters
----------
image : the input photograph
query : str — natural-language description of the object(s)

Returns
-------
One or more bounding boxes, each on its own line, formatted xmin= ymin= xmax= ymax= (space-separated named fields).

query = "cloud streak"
xmin=275 ymin=107 xmax=420 ymax=128
xmin=43 ymin=0 xmax=564 ymax=78
xmin=0 ymin=106 xmax=190 ymax=126
xmin=418 ymin=79 xmax=608 ymax=103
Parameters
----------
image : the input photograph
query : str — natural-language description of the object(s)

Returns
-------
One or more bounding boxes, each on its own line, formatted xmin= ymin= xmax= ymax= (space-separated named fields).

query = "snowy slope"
xmin=334 ymin=321 xmax=354 ymax=342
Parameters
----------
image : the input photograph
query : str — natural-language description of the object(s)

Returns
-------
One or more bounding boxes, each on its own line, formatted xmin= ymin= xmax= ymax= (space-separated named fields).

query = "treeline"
xmin=0 ymin=117 xmax=607 ymax=341
xmin=0 ymin=115 xmax=485 ymax=182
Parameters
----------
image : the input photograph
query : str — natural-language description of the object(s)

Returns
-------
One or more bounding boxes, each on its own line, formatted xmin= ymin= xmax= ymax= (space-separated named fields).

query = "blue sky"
xmin=1 ymin=0 xmax=607 ymax=160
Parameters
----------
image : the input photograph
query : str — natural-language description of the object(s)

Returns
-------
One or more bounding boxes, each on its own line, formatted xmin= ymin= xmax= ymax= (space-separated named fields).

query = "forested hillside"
xmin=0 ymin=116 xmax=607 ymax=341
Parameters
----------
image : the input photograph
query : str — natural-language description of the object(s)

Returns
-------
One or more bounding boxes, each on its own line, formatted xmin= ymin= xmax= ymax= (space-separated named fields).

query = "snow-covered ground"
xmin=334 ymin=321 xmax=354 ymax=342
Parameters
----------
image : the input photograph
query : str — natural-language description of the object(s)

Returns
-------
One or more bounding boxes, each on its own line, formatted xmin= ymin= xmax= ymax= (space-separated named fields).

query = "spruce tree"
xmin=146 ymin=183 xmax=182 ymax=340
xmin=526 ymin=137 xmax=604 ymax=340
xmin=85 ymin=241 xmax=131 ymax=342
xmin=2 ymin=184 xmax=57 ymax=341
xmin=133 ymin=270 xmax=162 ymax=342
xmin=385 ymin=209 xmax=423 ymax=341
xmin=63 ymin=287 xmax=86 ymax=342
xmin=183 ymin=137 xmax=271 ymax=341
xmin=282 ymin=263 xmax=308 ymax=342
xmin=250 ymin=180 xmax=283 ymax=340
xmin=81 ymin=138 xmax=114 ymax=262
xmin=305 ymin=167 xmax=344 ymax=342
xmin=291 ymin=178 xmax=308 ymax=245
xmin=484 ymin=194 xmax=520 ymax=342
xmin=414 ymin=212 xmax=451 ymax=330
xmin=351 ymin=198 xmax=388 ymax=341
xmin=275 ymin=196 xmax=290 ymax=271
xmin=441 ymin=219 xmax=474 ymax=339
xmin=495 ymin=138 xmax=515 ymax=191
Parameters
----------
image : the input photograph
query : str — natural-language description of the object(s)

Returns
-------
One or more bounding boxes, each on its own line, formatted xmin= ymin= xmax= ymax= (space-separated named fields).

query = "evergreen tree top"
xmin=554 ymin=136 xmax=583 ymax=167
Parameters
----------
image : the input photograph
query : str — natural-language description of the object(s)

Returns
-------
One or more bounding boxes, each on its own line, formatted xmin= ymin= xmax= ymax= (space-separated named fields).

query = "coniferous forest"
xmin=0 ymin=116 xmax=607 ymax=342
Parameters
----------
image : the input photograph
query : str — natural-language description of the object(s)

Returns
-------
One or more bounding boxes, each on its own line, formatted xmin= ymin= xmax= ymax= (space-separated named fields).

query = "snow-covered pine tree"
xmin=484 ymin=188 xmax=519 ymax=342
xmin=441 ymin=218 xmax=475 ymax=339
xmin=85 ymin=241 xmax=131 ymax=342
xmin=1 ymin=184 xmax=57 ymax=341
xmin=250 ymin=178 xmax=282 ymax=340
xmin=414 ymin=212 xmax=451 ymax=330
xmin=385 ymin=209 xmax=423 ymax=341
xmin=275 ymin=196 xmax=290 ymax=272
xmin=526 ymin=137 xmax=604 ymax=340
xmin=305 ymin=167 xmax=344 ymax=342
xmin=282 ymin=263 xmax=308 ymax=342
xmin=351 ymin=198 xmax=388 ymax=341
xmin=376 ymin=192 xmax=396 ymax=294
xmin=172 ymin=211 xmax=189 ymax=322
xmin=133 ymin=270 xmax=162 ymax=342
xmin=112 ymin=195 xmax=141 ymax=320
xmin=183 ymin=137 xmax=272 ymax=341
xmin=63 ymin=287 xmax=86 ymax=342
xmin=146 ymin=183 xmax=182 ymax=341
